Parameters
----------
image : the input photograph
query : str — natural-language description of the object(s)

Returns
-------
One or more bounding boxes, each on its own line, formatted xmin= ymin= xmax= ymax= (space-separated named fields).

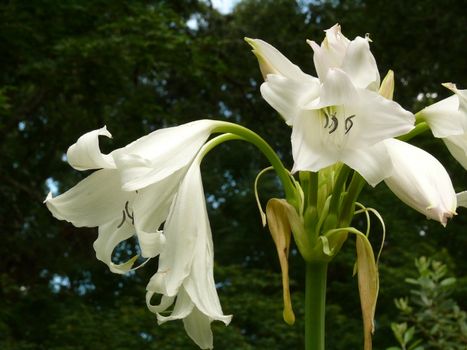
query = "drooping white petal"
xmin=383 ymin=139 xmax=457 ymax=226
xmin=341 ymin=36 xmax=380 ymax=91
xmin=245 ymin=38 xmax=315 ymax=82
xmin=156 ymin=287 xmax=194 ymax=324
xmin=44 ymin=169 xmax=131 ymax=227
xmin=114 ymin=120 xmax=219 ymax=191
xmin=183 ymin=183 xmax=232 ymax=323
xmin=93 ymin=217 xmax=137 ymax=274
xmin=132 ymin=171 xmax=185 ymax=258
xmin=260 ymin=74 xmax=320 ymax=125
xmin=341 ymin=142 xmax=393 ymax=187
xmin=66 ymin=126 xmax=116 ymax=170
xmin=183 ymin=307 xmax=216 ymax=350
xmin=155 ymin=163 xmax=204 ymax=296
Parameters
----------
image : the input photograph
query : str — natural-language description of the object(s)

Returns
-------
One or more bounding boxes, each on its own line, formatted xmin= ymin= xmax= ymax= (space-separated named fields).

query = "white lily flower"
xmin=383 ymin=138 xmax=457 ymax=226
xmin=45 ymin=120 xmax=222 ymax=272
xmin=307 ymin=24 xmax=380 ymax=91
xmin=146 ymin=159 xmax=231 ymax=350
xmin=248 ymin=33 xmax=414 ymax=186
xmin=421 ymin=83 xmax=467 ymax=169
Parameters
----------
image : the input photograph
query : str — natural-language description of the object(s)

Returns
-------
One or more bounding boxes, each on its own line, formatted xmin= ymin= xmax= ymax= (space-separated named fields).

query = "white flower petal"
xmin=383 ymin=139 xmax=457 ymax=225
xmin=93 ymin=218 xmax=137 ymax=274
xmin=457 ymin=191 xmax=467 ymax=208
xmin=156 ymin=287 xmax=194 ymax=324
xmin=156 ymin=163 xmax=204 ymax=296
xmin=114 ymin=120 xmax=218 ymax=191
xmin=312 ymin=68 xmax=359 ymax=108
xmin=341 ymin=142 xmax=393 ymax=187
xmin=245 ymin=38 xmax=314 ymax=82
xmin=443 ymin=135 xmax=467 ymax=170
xmin=66 ymin=126 xmax=116 ymax=170
xmin=146 ymin=289 xmax=175 ymax=313
xmin=132 ymin=172 xmax=185 ymax=257
xmin=350 ymin=89 xmax=415 ymax=147
xmin=260 ymin=74 xmax=320 ymax=125
xmin=44 ymin=169 xmax=130 ymax=227
xmin=291 ymin=110 xmax=339 ymax=172
xmin=183 ymin=307 xmax=215 ymax=350
xmin=309 ymin=24 xmax=350 ymax=81
xmin=422 ymin=94 xmax=467 ymax=138
xmin=341 ymin=36 xmax=380 ymax=91
xmin=183 ymin=191 xmax=232 ymax=323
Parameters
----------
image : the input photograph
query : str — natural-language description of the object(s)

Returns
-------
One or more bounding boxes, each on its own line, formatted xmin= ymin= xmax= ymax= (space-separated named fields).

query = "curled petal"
xmin=156 ymin=287 xmax=194 ymax=324
xmin=93 ymin=218 xmax=137 ymax=274
xmin=66 ymin=126 xmax=116 ymax=170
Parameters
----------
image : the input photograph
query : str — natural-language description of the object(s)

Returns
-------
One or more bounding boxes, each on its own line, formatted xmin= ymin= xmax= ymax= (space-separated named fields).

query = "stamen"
xmin=117 ymin=210 xmax=126 ymax=228
xmin=328 ymin=115 xmax=338 ymax=134
xmin=345 ymin=115 xmax=356 ymax=134
xmin=323 ymin=111 xmax=330 ymax=128
xmin=124 ymin=201 xmax=135 ymax=225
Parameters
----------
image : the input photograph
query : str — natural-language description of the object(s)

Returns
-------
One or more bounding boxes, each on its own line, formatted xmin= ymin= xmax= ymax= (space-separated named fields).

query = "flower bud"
xmin=383 ymin=139 xmax=457 ymax=226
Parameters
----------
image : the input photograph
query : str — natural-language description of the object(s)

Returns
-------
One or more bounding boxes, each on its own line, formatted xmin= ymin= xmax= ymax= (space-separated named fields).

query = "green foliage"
xmin=388 ymin=257 xmax=467 ymax=350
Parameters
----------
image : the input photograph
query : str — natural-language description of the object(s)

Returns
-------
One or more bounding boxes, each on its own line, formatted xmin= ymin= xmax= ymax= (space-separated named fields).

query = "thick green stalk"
xmin=305 ymin=262 xmax=328 ymax=350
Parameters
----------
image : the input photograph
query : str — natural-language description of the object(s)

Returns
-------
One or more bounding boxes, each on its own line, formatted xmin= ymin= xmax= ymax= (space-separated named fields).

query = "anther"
xmin=124 ymin=201 xmax=134 ymax=225
xmin=323 ymin=111 xmax=330 ymax=128
xmin=117 ymin=210 xmax=126 ymax=228
xmin=345 ymin=115 xmax=356 ymax=134
xmin=328 ymin=115 xmax=338 ymax=134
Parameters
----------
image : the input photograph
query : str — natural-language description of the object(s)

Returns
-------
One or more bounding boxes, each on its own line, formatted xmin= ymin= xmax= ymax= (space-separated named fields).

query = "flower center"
xmin=320 ymin=106 xmax=356 ymax=149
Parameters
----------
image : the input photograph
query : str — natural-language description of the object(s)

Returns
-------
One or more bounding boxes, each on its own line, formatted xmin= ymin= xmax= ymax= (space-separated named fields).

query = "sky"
xmin=210 ymin=0 xmax=240 ymax=14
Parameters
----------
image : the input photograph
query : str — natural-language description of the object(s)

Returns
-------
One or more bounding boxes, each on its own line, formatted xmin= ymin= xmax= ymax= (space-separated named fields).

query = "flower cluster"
xmin=45 ymin=120 xmax=232 ymax=349
xmin=247 ymin=24 xmax=462 ymax=226
xmin=46 ymin=24 xmax=466 ymax=350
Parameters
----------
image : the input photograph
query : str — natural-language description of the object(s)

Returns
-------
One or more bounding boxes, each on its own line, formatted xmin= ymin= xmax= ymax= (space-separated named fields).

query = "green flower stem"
xmin=309 ymin=171 xmax=319 ymax=209
xmin=328 ymin=164 xmax=351 ymax=218
xmin=397 ymin=121 xmax=429 ymax=141
xmin=305 ymin=261 xmax=328 ymax=350
xmin=213 ymin=122 xmax=298 ymax=205
xmin=199 ymin=133 xmax=245 ymax=158
xmin=339 ymin=171 xmax=365 ymax=226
